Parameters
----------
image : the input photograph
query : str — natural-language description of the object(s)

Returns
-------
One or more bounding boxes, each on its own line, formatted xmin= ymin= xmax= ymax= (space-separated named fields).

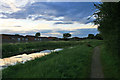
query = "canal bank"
xmin=0 ymin=48 xmax=63 ymax=70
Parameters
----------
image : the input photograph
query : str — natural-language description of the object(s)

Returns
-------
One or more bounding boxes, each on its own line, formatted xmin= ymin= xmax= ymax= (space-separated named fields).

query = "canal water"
xmin=0 ymin=48 xmax=63 ymax=70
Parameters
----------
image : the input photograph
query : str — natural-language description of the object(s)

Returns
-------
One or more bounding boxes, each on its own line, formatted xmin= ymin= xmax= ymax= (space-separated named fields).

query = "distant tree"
xmin=95 ymin=34 xmax=103 ymax=40
xmin=72 ymin=37 xmax=80 ymax=41
xmin=88 ymin=34 xmax=94 ymax=39
xmin=63 ymin=33 xmax=71 ymax=40
xmin=35 ymin=32 xmax=40 ymax=37
xmin=15 ymin=34 xmax=19 ymax=36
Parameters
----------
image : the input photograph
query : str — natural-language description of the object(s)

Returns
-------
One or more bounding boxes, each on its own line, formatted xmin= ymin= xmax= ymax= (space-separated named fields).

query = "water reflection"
xmin=0 ymin=48 xmax=63 ymax=70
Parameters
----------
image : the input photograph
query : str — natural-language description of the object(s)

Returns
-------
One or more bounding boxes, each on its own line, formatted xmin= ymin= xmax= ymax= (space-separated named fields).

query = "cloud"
xmin=1 ymin=0 xmax=21 ymax=12
xmin=14 ymin=25 xmax=22 ymax=27
xmin=0 ymin=2 xmax=99 ymax=38
xmin=54 ymin=22 xmax=73 ymax=25
xmin=71 ymin=28 xmax=99 ymax=37
xmin=1 ymin=2 xmax=97 ymax=24
xmin=0 ymin=18 xmax=98 ymax=38
xmin=45 ymin=0 xmax=101 ymax=2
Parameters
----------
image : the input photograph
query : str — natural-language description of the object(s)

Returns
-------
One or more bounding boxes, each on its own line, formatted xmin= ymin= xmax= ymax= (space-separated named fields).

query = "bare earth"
xmin=91 ymin=46 xmax=104 ymax=78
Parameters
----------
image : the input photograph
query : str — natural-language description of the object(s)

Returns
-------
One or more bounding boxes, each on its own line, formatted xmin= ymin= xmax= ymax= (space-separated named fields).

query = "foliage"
xmin=93 ymin=2 xmax=120 ymax=79
xmin=88 ymin=34 xmax=94 ymax=39
xmin=63 ymin=33 xmax=71 ymax=40
xmin=93 ymin=2 xmax=120 ymax=56
xmin=15 ymin=34 xmax=19 ymax=36
xmin=35 ymin=32 xmax=40 ymax=37
xmin=95 ymin=34 xmax=103 ymax=40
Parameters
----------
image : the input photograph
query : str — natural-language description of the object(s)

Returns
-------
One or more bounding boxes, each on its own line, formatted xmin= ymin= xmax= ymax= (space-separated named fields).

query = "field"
xmin=2 ymin=40 xmax=103 ymax=78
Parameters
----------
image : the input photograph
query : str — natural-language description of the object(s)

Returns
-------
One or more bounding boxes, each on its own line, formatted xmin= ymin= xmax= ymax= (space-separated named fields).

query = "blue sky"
xmin=0 ymin=0 xmax=99 ymax=38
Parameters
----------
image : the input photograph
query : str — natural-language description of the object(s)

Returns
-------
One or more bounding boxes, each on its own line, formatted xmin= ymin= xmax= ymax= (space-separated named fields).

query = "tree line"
xmin=30 ymin=32 xmax=103 ymax=40
xmin=93 ymin=2 xmax=120 ymax=56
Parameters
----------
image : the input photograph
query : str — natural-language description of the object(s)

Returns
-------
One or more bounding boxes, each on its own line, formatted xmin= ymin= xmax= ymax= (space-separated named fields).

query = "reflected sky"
xmin=0 ymin=48 xmax=63 ymax=69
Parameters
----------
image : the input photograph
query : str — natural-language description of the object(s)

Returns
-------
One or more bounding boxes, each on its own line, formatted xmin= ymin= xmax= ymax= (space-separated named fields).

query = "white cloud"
xmin=0 ymin=0 xmax=37 ymax=13
xmin=53 ymin=17 xmax=64 ymax=21
xmin=0 ymin=18 xmax=98 ymax=35
xmin=0 ymin=13 xmax=7 ymax=18
xmin=1 ymin=0 xmax=21 ymax=12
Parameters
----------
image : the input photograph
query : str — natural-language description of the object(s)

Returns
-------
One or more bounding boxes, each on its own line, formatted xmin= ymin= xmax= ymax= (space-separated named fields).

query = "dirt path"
xmin=91 ymin=46 xmax=104 ymax=78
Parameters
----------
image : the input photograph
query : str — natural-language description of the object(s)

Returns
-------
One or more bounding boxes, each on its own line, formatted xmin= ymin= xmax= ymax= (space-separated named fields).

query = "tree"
xmin=15 ymin=34 xmax=19 ymax=36
xmin=35 ymin=32 xmax=40 ymax=37
xmin=95 ymin=34 xmax=103 ymax=40
xmin=63 ymin=33 xmax=71 ymax=40
xmin=93 ymin=2 xmax=120 ymax=56
xmin=88 ymin=34 xmax=94 ymax=39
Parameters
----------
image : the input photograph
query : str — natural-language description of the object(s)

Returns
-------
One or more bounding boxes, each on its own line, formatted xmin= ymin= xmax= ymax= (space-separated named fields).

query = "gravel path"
xmin=91 ymin=46 xmax=104 ymax=78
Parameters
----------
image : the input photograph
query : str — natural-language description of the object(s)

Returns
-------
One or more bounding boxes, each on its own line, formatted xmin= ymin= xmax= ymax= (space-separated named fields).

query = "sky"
xmin=0 ymin=0 xmax=100 ymax=38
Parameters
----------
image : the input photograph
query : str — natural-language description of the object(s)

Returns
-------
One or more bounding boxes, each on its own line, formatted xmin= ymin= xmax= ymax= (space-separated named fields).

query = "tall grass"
xmin=100 ymin=45 xmax=120 ymax=79
xmin=2 ymin=41 xmax=83 ymax=58
xmin=2 ymin=40 xmax=103 ymax=58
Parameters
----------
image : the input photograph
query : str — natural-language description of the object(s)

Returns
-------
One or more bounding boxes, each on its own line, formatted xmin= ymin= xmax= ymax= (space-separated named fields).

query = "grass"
xmin=2 ymin=39 xmax=103 ymax=58
xmin=2 ymin=41 xmax=83 ymax=58
xmin=2 ymin=40 xmax=103 ymax=78
xmin=2 ymin=44 xmax=93 ymax=78
xmin=100 ymin=45 xmax=120 ymax=79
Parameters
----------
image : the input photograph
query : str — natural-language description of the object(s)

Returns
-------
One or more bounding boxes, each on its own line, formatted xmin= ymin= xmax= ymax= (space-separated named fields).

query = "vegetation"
xmin=2 ymin=40 xmax=102 ymax=78
xmin=86 ymin=34 xmax=103 ymax=40
xmin=100 ymin=45 xmax=120 ymax=79
xmin=88 ymin=34 xmax=94 ymax=39
xmin=93 ymin=2 xmax=120 ymax=79
xmin=94 ymin=34 xmax=103 ymax=40
xmin=63 ymin=33 xmax=71 ymax=40
xmin=2 ymin=41 xmax=84 ymax=58
xmin=15 ymin=34 xmax=19 ymax=36
xmin=35 ymin=32 xmax=40 ymax=37
xmin=93 ymin=2 xmax=120 ymax=56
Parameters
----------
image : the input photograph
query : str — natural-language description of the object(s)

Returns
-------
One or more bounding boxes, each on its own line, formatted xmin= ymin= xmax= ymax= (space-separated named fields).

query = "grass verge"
xmin=100 ymin=45 xmax=120 ymax=79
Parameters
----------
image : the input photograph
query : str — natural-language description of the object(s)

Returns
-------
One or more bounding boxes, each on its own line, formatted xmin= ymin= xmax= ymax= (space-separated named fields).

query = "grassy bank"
xmin=2 ymin=40 xmax=103 ymax=58
xmin=2 ymin=41 xmax=83 ymax=58
xmin=100 ymin=45 xmax=120 ymax=79
xmin=2 ymin=44 xmax=93 ymax=78
xmin=2 ymin=40 xmax=103 ymax=78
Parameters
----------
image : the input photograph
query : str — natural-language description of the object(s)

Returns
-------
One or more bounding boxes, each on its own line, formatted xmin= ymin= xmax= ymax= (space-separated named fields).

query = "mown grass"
xmin=100 ymin=45 xmax=120 ymax=79
xmin=2 ymin=40 xmax=103 ymax=78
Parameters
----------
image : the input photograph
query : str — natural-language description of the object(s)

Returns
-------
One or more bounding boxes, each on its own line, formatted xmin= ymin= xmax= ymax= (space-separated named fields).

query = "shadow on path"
xmin=91 ymin=46 xmax=104 ymax=78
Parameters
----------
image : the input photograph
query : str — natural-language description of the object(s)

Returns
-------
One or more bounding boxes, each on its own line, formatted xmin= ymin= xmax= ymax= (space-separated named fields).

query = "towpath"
xmin=91 ymin=46 xmax=104 ymax=78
